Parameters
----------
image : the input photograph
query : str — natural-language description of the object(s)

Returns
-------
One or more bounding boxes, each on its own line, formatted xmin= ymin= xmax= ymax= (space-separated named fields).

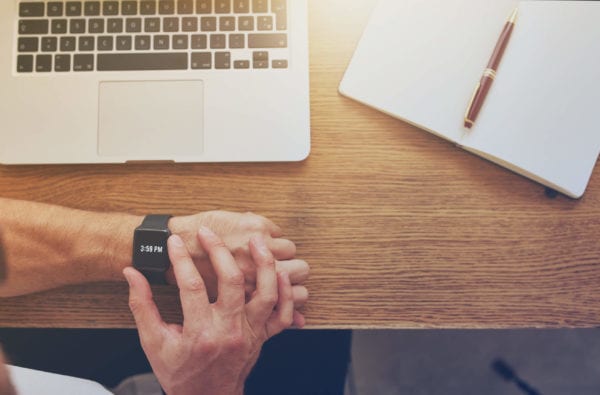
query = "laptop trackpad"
xmin=98 ymin=80 xmax=204 ymax=158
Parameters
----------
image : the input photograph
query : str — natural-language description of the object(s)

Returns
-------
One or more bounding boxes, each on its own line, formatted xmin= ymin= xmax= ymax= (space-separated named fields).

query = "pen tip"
xmin=464 ymin=120 xmax=474 ymax=129
xmin=508 ymin=8 xmax=518 ymax=24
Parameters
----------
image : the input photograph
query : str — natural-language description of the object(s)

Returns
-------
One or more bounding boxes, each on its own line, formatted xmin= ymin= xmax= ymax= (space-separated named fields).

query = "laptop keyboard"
xmin=16 ymin=0 xmax=289 ymax=73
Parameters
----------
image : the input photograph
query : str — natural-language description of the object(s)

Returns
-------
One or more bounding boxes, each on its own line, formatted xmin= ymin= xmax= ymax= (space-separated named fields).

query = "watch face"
xmin=133 ymin=229 xmax=171 ymax=271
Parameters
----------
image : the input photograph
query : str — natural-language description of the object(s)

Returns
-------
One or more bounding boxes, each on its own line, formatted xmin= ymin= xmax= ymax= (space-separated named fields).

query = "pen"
xmin=464 ymin=8 xmax=518 ymax=130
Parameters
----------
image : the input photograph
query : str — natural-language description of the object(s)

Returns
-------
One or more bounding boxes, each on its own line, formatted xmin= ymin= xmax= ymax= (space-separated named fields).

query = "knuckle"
xmin=226 ymin=271 xmax=245 ymax=286
xmin=185 ymin=277 xmax=206 ymax=293
xmin=262 ymin=291 xmax=278 ymax=307
xmin=225 ymin=332 xmax=245 ymax=351
xmin=128 ymin=297 xmax=145 ymax=314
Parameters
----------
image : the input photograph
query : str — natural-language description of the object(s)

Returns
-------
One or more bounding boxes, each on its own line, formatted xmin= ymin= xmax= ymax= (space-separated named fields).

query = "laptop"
xmin=0 ymin=0 xmax=310 ymax=164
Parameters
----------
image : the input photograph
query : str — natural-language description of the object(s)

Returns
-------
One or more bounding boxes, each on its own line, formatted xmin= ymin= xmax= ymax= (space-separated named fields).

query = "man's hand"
xmin=124 ymin=227 xmax=299 ymax=395
xmin=169 ymin=211 xmax=309 ymax=309
xmin=0 ymin=348 xmax=16 ymax=395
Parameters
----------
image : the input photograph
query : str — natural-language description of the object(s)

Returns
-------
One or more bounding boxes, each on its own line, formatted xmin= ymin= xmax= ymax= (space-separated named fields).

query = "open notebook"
xmin=340 ymin=0 xmax=600 ymax=198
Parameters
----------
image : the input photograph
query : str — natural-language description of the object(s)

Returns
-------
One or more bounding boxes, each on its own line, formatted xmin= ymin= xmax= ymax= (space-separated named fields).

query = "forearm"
xmin=0 ymin=198 xmax=141 ymax=297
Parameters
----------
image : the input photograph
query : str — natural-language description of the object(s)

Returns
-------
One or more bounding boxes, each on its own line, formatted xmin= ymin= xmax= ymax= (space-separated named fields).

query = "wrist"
xmin=75 ymin=212 xmax=143 ymax=282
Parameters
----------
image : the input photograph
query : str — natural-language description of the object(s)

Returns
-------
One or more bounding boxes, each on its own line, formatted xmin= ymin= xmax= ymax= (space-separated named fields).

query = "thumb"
xmin=123 ymin=267 xmax=166 ymax=349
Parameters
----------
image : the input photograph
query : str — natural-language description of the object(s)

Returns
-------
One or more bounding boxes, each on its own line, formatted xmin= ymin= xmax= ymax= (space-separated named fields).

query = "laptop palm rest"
xmin=98 ymin=80 xmax=204 ymax=159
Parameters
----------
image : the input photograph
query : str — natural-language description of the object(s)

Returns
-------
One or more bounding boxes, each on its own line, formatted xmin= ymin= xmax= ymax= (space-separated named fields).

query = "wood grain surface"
xmin=1 ymin=0 xmax=600 ymax=329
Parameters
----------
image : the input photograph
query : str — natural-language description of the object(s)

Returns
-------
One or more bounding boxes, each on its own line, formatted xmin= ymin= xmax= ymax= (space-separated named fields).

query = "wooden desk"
xmin=1 ymin=0 xmax=600 ymax=329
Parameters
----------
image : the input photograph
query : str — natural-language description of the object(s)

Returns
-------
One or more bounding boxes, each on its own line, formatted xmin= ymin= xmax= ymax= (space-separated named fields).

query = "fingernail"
xmin=170 ymin=234 xmax=184 ymax=247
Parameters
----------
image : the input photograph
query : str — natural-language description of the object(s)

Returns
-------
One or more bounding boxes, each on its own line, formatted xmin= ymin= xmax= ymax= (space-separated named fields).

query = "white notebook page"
xmin=462 ymin=1 xmax=600 ymax=198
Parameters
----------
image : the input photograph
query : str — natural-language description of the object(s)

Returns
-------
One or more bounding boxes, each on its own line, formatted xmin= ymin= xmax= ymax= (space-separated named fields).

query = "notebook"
xmin=339 ymin=0 xmax=600 ymax=198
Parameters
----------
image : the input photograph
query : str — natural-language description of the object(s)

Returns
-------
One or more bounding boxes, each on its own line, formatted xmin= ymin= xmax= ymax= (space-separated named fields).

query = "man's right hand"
xmin=124 ymin=228 xmax=298 ymax=395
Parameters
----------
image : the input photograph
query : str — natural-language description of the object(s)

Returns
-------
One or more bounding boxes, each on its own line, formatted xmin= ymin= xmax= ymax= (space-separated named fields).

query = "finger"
xmin=246 ymin=236 xmax=278 ymax=327
xmin=266 ymin=271 xmax=294 ymax=338
xmin=123 ymin=267 xmax=167 ymax=350
xmin=168 ymin=235 xmax=210 ymax=331
xmin=264 ymin=218 xmax=283 ymax=237
xmin=276 ymin=259 xmax=310 ymax=285
xmin=292 ymin=285 xmax=309 ymax=308
xmin=197 ymin=227 xmax=245 ymax=312
xmin=268 ymin=238 xmax=296 ymax=260
xmin=292 ymin=310 xmax=306 ymax=329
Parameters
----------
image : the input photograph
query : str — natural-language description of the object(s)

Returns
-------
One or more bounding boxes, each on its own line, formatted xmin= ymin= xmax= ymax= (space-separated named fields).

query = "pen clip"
xmin=464 ymin=81 xmax=481 ymax=122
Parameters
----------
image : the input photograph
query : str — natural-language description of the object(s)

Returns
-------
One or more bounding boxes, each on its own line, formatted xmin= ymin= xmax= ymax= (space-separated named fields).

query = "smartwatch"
xmin=132 ymin=215 xmax=172 ymax=285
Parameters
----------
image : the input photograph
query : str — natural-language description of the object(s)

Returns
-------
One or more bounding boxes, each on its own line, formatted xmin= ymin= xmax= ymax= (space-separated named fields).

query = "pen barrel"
xmin=465 ymin=75 xmax=494 ymax=127
xmin=487 ymin=22 xmax=515 ymax=70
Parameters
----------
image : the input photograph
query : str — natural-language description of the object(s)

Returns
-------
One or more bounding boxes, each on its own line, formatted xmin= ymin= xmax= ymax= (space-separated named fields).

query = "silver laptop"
xmin=0 ymin=0 xmax=310 ymax=164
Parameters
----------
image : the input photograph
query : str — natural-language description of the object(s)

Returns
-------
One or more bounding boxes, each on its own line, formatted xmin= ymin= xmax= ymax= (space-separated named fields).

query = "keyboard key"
xmin=234 ymin=60 xmax=250 ymax=69
xmin=84 ymin=1 xmax=101 ymax=16
xmin=253 ymin=51 xmax=268 ymax=61
xmin=18 ymin=37 xmax=38 ymax=52
xmin=126 ymin=18 xmax=142 ymax=33
xmin=36 ymin=55 xmax=52 ymax=72
xmin=20 ymin=2 xmax=45 ymax=17
xmin=272 ymin=59 xmax=288 ymax=69
xmin=66 ymin=2 xmax=83 ymax=16
xmin=191 ymin=34 xmax=207 ymax=49
xmin=253 ymin=51 xmax=268 ymax=68
xmin=117 ymin=36 xmax=133 ymax=50
xmin=238 ymin=16 xmax=254 ymax=31
xmin=52 ymin=19 xmax=68 ymax=34
xmin=248 ymin=33 xmax=287 ymax=48
xmin=215 ymin=0 xmax=231 ymax=14
xmin=220 ymin=17 xmax=235 ymax=31
xmin=272 ymin=0 xmax=287 ymax=30
xmin=47 ymin=2 xmax=64 ymax=16
xmin=98 ymin=53 xmax=188 ymax=70
xmin=257 ymin=16 xmax=273 ymax=31
xmin=107 ymin=18 xmax=124 ymax=33
xmin=210 ymin=34 xmax=226 ymax=49
xmin=141 ymin=0 xmax=157 ymax=14
xmin=191 ymin=52 xmax=211 ymax=69
xmin=234 ymin=0 xmax=250 ymax=13
xmin=201 ymin=17 xmax=216 ymax=31
xmin=55 ymin=54 xmax=71 ymax=71
xmin=177 ymin=0 xmax=194 ymax=14
xmin=74 ymin=54 xmax=94 ymax=71
xmin=145 ymin=18 xmax=161 ymax=32
xmin=122 ymin=1 xmax=138 ymax=15
xmin=17 ymin=55 xmax=34 ymax=72
xmin=159 ymin=0 xmax=175 ymax=14
xmin=196 ymin=0 xmax=211 ymax=14
xmin=135 ymin=35 xmax=152 ymax=50
xmin=163 ymin=17 xmax=179 ymax=32
xmin=19 ymin=20 xmax=49 ymax=35
xmin=172 ymin=35 xmax=188 ymax=49
xmin=182 ymin=17 xmax=198 ymax=32
xmin=252 ymin=0 xmax=267 ymax=13
xmin=103 ymin=1 xmax=119 ymax=15
xmin=60 ymin=37 xmax=77 ymax=51
xmin=79 ymin=36 xmax=95 ymax=51
xmin=89 ymin=19 xmax=105 ymax=33
xmin=229 ymin=34 xmax=244 ymax=49
xmin=215 ymin=52 xmax=231 ymax=69
xmin=154 ymin=35 xmax=169 ymax=49
xmin=41 ymin=37 xmax=58 ymax=52
xmin=97 ymin=36 xmax=114 ymax=51
xmin=70 ymin=19 xmax=86 ymax=34
xmin=253 ymin=59 xmax=268 ymax=69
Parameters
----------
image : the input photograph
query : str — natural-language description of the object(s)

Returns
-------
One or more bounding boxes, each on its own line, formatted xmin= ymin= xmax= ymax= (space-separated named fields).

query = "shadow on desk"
xmin=0 ymin=328 xmax=351 ymax=395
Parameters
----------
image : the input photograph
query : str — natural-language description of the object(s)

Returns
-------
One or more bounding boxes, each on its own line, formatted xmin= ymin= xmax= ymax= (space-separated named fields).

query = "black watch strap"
xmin=141 ymin=214 xmax=172 ymax=229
